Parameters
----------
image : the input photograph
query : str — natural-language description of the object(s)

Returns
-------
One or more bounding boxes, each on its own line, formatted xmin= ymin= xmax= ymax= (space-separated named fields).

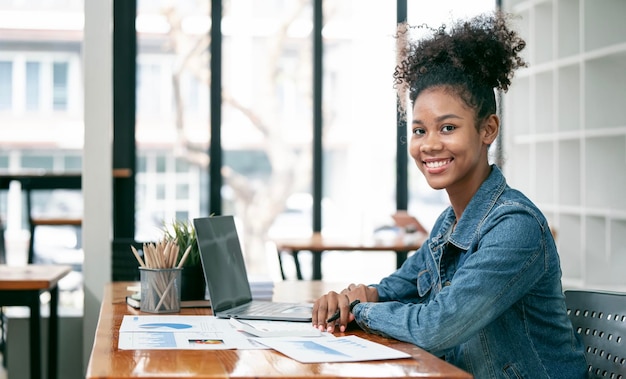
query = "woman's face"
xmin=409 ymin=87 xmax=497 ymax=196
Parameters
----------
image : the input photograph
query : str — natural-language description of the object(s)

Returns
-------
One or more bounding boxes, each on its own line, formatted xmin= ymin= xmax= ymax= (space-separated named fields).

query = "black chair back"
xmin=564 ymin=290 xmax=626 ymax=379
xmin=0 ymin=218 xmax=5 ymax=264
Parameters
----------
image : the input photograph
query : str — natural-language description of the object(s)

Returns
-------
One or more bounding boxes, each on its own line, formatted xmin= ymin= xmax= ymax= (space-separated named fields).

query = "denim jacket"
xmin=352 ymin=166 xmax=587 ymax=379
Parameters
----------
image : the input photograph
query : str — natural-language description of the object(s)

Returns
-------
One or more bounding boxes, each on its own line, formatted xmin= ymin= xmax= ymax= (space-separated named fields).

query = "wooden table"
xmin=274 ymin=233 xmax=424 ymax=280
xmin=0 ymin=265 xmax=72 ymax=379
xmin=86 ymin=280 xmax=471 ymax=379
xmin=0 ymin=169 xmax=132 ymax=263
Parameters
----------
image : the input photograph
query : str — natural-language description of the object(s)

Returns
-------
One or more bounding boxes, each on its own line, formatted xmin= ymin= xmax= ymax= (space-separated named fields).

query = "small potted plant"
xmin=162 ymin=219 xmax=205 ymax=301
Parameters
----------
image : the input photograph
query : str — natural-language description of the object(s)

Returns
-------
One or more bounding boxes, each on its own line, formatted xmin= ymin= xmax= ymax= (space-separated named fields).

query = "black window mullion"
xmin=312 ymin=0 xmax=323 ymax=232
xmin=111 ymin=0 xmax=138 ymax=280
xmin=112 ymin=0 xmax=136 ymax=239
xmin=209 ymin=0 xmax=223 ymax=216
xmin=396 ymin=0 xmax=408 ymax=212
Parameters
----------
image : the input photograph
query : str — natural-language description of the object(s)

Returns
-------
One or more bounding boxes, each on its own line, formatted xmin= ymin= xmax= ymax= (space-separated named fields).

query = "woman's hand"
xmin=312 ymin=283 xmax=378 ymax=333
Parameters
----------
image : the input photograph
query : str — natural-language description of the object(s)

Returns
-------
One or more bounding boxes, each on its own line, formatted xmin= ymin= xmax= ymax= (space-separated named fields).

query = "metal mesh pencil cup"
xmin=139 ymin=267 xmax=182 ymax=313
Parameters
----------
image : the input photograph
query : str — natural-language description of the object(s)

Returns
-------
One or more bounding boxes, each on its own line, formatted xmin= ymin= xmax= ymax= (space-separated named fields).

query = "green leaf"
xmin=162 ymin=219 xmax=201 ymax=267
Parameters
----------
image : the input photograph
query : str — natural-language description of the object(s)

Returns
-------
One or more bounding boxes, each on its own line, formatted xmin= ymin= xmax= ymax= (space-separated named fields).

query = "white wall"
xmin=82 ymin=0 xmax=113 ymax=372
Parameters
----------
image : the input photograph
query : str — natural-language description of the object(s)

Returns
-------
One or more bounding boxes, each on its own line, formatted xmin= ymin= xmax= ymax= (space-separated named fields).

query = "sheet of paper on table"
xmin=118 ymin=315 xmax=265 ymax=350
xmin=229 ymin=317 xmax=322 ymax=338
xmin=255 ymin=335 xmax=412 ymax=363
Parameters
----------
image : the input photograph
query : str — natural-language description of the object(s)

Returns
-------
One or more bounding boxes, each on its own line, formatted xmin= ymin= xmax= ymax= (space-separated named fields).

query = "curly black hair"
xmin=394 ymin=12 xmax=527 ymax=124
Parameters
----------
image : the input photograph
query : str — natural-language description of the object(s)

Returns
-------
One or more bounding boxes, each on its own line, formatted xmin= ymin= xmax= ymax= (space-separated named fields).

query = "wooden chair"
xmin=564 ymin=290 xmax=626 ymax=378
xmin=25 ymin=188 xmax=82 ymax=264
xmin=27 ymin=217 xmax=82 ymax=264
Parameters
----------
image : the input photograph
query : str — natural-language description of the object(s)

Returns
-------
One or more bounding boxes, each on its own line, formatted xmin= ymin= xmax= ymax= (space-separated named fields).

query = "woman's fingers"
xmin=312 ymin=291 xmax=352 ymax=333
xmin=312 ymin=291 xmax=339 ymax=329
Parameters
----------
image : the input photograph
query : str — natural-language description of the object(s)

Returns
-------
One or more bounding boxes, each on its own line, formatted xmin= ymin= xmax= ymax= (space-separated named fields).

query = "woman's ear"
xmin=482 ymin=114 xmax=500 ymax=145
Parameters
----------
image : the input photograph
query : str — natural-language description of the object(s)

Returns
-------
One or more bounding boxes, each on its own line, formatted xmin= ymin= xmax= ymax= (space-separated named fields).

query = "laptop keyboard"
xmin=221 ymin=300 xmax=313 ymax=322
xmin=237 ymin=301 xmax=280 ymax=315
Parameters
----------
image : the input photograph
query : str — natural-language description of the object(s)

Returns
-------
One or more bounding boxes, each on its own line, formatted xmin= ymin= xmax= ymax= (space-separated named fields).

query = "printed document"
xmin=118 ymin=315 xmax=264 ymax=350
xmin=229 ymin=317 xmax=322 ymax=337
xmin=256 ymin=335 xmax=412 ymax=363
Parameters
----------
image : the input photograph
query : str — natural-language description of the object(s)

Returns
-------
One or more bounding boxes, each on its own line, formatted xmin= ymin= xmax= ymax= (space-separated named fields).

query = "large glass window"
xmin=318 ymin=1 xmax=496 ymax=243
xmin=222 ymin=1 xmax=314 ymax=274
xmin=321 ymin=1 xmax=398 ymax=242
xmin=135 ymin=1 xmax=317 ymax=276
xmin=135 ymin=1 xmax=211 ymax=244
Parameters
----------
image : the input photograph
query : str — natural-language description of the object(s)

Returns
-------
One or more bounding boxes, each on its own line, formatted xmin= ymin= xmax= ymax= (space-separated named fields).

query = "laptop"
xmin=193 ymin=216 xmax=313 ymax=322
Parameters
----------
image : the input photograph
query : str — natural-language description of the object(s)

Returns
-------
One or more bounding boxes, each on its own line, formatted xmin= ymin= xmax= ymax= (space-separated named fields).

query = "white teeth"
xmin=424 ymin=160 xmax=449 ymax=168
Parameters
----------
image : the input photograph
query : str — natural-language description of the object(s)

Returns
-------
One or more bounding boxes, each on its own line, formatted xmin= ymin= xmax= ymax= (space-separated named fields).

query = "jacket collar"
xmin=441 ymin=165 xmax=507 ymax=250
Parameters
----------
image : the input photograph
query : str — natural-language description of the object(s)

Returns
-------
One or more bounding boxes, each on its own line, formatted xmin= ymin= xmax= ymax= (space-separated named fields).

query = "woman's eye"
xmin=441 ymin=124 xmax=455 ymax=133
xmin=412 ymin=128 xmax=425 ymax=136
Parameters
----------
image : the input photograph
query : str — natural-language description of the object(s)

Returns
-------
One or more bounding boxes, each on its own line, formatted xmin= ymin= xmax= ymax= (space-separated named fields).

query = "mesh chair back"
xmin=0 ymin=218 xmax=5 ymax=264
xmin=565 ymin=290 xmax=626 ymax=379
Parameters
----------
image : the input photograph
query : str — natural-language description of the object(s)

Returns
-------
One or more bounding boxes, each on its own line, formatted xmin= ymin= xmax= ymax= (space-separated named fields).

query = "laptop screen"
xmin=194 ymin=216 xmax=253 ymax=312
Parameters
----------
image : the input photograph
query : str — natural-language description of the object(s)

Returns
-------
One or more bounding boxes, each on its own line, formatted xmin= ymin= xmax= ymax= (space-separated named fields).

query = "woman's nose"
xmin=420 ymin=132 xmax=442 ymax=152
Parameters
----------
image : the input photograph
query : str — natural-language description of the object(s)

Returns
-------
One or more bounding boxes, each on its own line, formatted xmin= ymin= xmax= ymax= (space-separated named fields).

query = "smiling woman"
xmin=312 ymin=11 xmax=588 ymax=378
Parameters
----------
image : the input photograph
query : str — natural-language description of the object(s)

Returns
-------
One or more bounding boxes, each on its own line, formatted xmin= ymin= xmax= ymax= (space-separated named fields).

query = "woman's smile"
xmin=422 ymin=158 xmax=453 ymax=173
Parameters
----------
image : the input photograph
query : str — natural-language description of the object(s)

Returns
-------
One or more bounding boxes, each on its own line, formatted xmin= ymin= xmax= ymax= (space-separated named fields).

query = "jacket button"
xmin=444 ymin=280 xmax=451 ymax=287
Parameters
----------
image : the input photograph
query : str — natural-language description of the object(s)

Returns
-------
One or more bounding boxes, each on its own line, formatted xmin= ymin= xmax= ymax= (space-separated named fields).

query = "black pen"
xmin=326 ymin=299 xmax=361 ymax=323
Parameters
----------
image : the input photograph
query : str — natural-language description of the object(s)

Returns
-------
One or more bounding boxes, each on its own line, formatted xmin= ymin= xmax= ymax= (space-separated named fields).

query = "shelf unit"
xmin=501 ymin=0 xmax=626 ymax=290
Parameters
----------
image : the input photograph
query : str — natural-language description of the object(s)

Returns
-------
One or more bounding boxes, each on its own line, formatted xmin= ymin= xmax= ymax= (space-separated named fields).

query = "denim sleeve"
xmin=353 ymin=206 xmax=548 ymax=357
xmin=371 ymin=244 xmax=429 ymax=303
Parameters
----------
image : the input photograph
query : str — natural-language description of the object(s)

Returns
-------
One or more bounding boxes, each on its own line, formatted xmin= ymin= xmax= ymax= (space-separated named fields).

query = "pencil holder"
xmin=139 ymin=267 xmax=182 ymax=313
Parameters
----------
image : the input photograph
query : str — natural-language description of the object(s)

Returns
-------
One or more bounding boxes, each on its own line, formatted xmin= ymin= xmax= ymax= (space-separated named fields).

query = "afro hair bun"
xmin=394 ymin=11 xmax=527 ymax=106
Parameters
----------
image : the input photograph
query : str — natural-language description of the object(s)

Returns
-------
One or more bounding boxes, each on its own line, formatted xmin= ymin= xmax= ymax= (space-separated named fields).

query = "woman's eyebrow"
xmin=412 ymin=113 xmax=463 ymax=125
